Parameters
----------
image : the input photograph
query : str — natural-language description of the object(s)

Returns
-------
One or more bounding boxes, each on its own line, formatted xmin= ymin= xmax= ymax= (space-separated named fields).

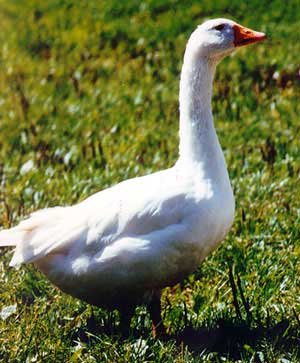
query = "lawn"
xmin=0 ymin=0 xmax=299 ymax=362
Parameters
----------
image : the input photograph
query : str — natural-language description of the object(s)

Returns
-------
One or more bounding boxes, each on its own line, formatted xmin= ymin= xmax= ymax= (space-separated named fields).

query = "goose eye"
xmin=214 ymin=24 xmax=225 ymax=31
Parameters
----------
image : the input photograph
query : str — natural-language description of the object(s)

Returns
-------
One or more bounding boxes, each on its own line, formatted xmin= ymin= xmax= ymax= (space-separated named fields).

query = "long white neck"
xmin=177 ymin=46 xmax=227 ymax=181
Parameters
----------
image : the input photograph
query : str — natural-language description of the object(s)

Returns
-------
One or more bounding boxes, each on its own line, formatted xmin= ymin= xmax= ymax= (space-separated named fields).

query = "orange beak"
xmin=233 ymin=24 xmax=266 ymax=47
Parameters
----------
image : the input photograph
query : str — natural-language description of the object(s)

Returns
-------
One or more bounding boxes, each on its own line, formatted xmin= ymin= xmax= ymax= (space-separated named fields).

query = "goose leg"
xmin=148 ymin=289 xmax=165 ymax=338
xmin=119 ymin=304 xmax=135 ymax=337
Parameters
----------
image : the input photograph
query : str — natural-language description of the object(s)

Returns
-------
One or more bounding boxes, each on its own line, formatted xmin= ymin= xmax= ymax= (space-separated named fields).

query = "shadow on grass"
xmin=66 ymin=266 xmax=300 ymax=359
xmin=174 ymin=318 xmax=300 ymax=359
xmin=69 ymin=311 xmax=300 ymax=360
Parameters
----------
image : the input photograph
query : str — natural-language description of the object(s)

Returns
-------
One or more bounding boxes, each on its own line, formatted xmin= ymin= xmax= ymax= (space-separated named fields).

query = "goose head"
xmin=187 ymin=18 xmax=266 ymax=62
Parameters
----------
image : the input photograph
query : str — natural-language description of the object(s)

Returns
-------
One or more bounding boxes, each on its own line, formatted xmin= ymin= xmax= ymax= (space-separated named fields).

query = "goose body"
xmin=3 ymin=163 xmax=234 ymax=309
xmin=0 ymin=18 xmax=265 ymax=326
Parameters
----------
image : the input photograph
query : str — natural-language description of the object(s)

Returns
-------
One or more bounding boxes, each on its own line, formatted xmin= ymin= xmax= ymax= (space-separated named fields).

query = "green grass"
xmin=0 ymin=0 xmax=300 ymax=361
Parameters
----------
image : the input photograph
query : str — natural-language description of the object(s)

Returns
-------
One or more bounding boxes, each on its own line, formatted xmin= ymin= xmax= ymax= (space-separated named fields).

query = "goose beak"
xmin=233 ymin=24 xmax=266 ymax=47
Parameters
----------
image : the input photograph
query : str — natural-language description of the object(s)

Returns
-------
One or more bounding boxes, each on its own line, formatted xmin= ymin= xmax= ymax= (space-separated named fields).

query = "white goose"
xmin=0 ymin=19 xmax=266 ymax=334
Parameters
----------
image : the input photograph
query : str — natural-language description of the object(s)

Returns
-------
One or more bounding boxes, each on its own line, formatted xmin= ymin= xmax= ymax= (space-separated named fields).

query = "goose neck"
xmin=178 ymin=53 xmax=218 ymax=165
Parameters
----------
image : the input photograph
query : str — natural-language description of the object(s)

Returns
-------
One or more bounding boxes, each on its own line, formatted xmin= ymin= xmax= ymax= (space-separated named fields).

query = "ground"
xmin=0 ymin=1 xmax=299 ymax=362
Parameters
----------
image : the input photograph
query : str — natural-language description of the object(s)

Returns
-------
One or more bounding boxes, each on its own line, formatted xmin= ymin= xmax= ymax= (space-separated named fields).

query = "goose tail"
xmin=0 ymin=228 xmax=25 ymax=247
xmin=0 ymin=206 xmax=72 ymax=267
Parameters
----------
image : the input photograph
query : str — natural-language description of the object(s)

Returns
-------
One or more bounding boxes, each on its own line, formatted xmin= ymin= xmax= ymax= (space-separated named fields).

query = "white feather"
xmin=0 ymin=18 xmax=244 ymax=308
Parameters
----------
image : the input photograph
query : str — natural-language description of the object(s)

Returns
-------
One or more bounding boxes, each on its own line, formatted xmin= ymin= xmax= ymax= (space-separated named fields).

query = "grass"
xmin=0 ymin=0 xmax=300 ymax=361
